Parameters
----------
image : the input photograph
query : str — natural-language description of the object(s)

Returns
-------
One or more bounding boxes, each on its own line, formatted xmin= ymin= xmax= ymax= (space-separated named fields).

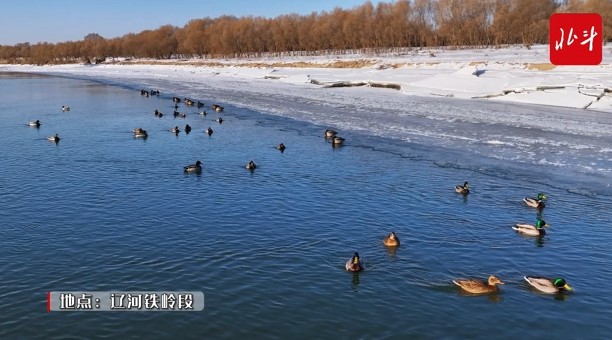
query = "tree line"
xmin=1 ymin=0 xmax=610 ymax=65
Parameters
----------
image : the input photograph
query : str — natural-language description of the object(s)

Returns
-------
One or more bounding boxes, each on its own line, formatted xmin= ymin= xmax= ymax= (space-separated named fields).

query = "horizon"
xmin=0 ymin=0 xmax=380 ymax=46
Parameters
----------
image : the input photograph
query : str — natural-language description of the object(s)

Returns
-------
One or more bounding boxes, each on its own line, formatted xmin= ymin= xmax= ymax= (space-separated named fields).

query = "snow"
xmin=2 ymin=44 xmax=610 ymax=113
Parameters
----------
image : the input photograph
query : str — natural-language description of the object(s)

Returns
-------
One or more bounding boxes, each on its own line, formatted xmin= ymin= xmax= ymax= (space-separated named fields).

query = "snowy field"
xmin=2 ymin=44 xmax=611 ymax=113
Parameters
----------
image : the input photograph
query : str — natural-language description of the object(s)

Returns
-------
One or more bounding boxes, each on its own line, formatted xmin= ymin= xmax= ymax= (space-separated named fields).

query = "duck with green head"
xmin=345 ymin=252 xmax=364 ymax=272
xmin=513 ymin=219 xmax=548 ymax=237
xmin=524 ymin=276 xmax=573 ymax=294
xmin=524 ymin=193 xmax=547 ymax=209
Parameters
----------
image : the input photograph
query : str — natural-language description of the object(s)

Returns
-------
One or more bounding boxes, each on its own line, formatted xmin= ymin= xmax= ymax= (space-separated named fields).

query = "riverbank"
xmin=2 ymin=44 xmax=611 ymax=113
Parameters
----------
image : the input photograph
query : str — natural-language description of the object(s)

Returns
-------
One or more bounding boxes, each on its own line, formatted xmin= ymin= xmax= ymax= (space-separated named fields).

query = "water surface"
xmin=1 ymin=72 xmax=611 ymax=339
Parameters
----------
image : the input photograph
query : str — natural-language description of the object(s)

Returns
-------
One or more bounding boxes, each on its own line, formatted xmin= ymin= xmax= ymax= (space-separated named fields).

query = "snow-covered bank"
xmin=2 ymin=44 xmax=611 ymax=112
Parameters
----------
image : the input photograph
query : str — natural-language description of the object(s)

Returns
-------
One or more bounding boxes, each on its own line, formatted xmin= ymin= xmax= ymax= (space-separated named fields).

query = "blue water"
xmin=1 ymin=71 xmax=611 ymax=339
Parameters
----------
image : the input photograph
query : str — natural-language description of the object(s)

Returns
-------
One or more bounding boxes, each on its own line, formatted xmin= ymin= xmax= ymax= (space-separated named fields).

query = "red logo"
xmin=550 ymin=13 xmax=602 ymax=65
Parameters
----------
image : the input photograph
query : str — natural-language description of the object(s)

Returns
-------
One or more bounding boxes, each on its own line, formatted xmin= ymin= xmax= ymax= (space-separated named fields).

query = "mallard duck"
xmin=324 ymin=129 xmax=337 ymax=138
xmin=27 ymin=120 xmax=41 ymax=127
xmin=453 ymin=275 xmax=504 ymax=294
xmin=61 ymin=105 xmax=70 ymax=112
xmin=47 ymin=134 xmax=60 ymax=142
xmin=345 ymin=252 xmax=365 ymax=272
xmin=383 ymin=232 xmax=400 ymax=247
xmin=524 ymin=193 xmax=547 ymax=209
xmin=246 ymin=160 xmax=257 ymax=170
xmin=184 ymin=160 xmax=202 ymax=173
xmin=170 ymin=126 xmax=180 ymax=134
xmin=455 ymin=181 xmax=469 ymax=194
xmin=524 ymin=276 xmax=573 ymax=294
xmin=276 ymin=143 xmax=286 ymax=152
xmin=512 ymin=219 xmax=548 ymax=237
xmin=205 ymin=127 xmax=213 ymax=136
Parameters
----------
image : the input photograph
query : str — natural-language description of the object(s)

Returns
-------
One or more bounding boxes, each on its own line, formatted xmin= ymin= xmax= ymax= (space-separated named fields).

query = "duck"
xmin=170 ymin=126 xmax=180 ymax=134
xmin=512 ymin=219 xmax=548 ymax=237
xmin=199 ymin=110 xmax=207 ymax=116
xmin=524 ymin=276 xmax=573 ymax=294
xmin=61 ymin=105 xmax=70 ymax=112
xmin=383 ymin=232 xmax=400 ymax=247
xmin=47 ymin=134 xmax=60 ymax=142
xmin=276 ymin=143 xmax=286 ymax=152
xmin=133 ymin=128 xmax=148 ymax=138
xmin=205 ymin=127 xmax=213 ymax=136
xmin=246 ymin=160 xmax=257 ymax=170
xmin=27 ymin=120 xmax=41 ymax=127
xmin=216 ymin=117 xmax=224 ymax=124
xmin=453 ymin=275 xmax=504 ymax=294
xmin=332 ymin=136 xmax=345 ymax=146
xmin=324 ymin=129 xmax=337 ymax=138
xmin=524 ymin=193 xmax=547 ymax=209
xmin=184 ymin=124 xmax=192 ymax=134
xmin=345 ymin=252 xmax=365 ymax=272
xmin=212 ymin=104 xmax=224 ymax=112
xmin=184 ymin=160 xmax=202 ymax=173
xmin=455 ymin=181 xmax=469 ymax=195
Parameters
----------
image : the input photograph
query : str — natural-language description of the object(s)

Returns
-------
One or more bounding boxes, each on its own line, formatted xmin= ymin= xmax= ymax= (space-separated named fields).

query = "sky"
xmin=0 ymin=0 xmax=383 ymax=46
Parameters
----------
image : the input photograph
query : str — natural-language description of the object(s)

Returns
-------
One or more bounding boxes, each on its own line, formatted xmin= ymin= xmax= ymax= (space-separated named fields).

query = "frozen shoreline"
xmin=2 ymin=44 xmax=611 ymax=114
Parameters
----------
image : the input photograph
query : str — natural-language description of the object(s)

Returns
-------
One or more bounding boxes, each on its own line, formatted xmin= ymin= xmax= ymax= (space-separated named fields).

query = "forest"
xmin=1 ymin=0 xmax=610 ymax=65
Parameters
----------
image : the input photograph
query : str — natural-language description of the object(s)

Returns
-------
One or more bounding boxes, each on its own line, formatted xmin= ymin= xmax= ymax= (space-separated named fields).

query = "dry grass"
xmin=526 ymin=63 xmax=557 ymax=71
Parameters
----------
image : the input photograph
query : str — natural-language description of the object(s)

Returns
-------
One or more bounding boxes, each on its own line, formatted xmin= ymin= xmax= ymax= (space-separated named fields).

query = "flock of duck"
xmin=28 ymin=90 xmax=572 ymax=297
xmin=347 ymin=175 xmax=572 ymax=296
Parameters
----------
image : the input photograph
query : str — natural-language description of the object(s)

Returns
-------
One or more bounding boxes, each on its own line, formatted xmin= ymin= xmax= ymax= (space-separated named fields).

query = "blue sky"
xmin=0 ymin=0 xmax=382 ymax=45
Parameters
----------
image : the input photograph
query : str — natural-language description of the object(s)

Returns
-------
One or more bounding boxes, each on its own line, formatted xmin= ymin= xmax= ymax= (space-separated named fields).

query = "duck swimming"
xmin=324 ymin=129 xmax=337 ymax=138
xmin=383 ymin=232 xmax=400 ymax=247
xmin=524 ymin=193 xmax=547 ymax=209
xmin=453 ymin=275 xmax=504 ymax=294
xmin=133 ymin=128 xmax=148 ymax=138
xmin=184 ymin=124 xmax=192 ymax=134
xmin=205 ymin=127 xmax=213 ymax=136
xmin=184 ymin=160 xmax=202 ymax=173
xmin=276 ymin=143 xmax=286 ymax=152
xmin=512 ymin=219 xmax=548 ymax=237
xmin=332 ymin=136 xmax=345 ymax=147
xmin=47 ymin=134 xmax=60 ymax=142
xmin=455 ymin=181 xmax=469 ymax=195
xmin=61 ymin=105 xmax=70 ymax=112
xmin=28 ymin=120 xmax=41 ymax=127
xmin=170 ymin=126 xmax=180 ymax=134
xmin=524 ymin=276 xmax=573 ymax=294
xmin=246 ymin=160 xmax=257 ymax=170
xmin=345 ymin=252 xmax=365 ymax=272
